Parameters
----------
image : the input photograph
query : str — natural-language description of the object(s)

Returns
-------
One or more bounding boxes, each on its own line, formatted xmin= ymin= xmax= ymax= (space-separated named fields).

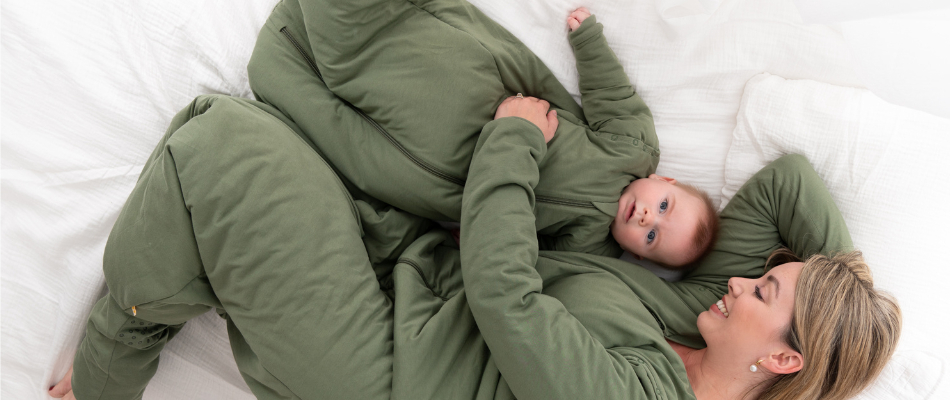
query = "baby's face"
xmin=611 ymin=175 xmax=706 ymax=267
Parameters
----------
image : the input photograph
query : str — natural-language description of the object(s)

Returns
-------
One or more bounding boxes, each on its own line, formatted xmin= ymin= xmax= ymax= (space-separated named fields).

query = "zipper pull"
xmin=131 ymin=306 xmax=137 ymax=316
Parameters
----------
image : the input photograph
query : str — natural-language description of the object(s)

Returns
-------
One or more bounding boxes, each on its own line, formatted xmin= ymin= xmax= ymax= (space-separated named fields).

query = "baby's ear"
xmin=648 ymin=174 xmax=677 ymax=185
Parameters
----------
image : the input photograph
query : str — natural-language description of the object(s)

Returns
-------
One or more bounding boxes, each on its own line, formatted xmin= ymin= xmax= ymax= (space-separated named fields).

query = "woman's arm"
xmin=460 ymin=117 xmax=672 ymax=399
xmin=665 ymin=154 xmax=854 ymax=347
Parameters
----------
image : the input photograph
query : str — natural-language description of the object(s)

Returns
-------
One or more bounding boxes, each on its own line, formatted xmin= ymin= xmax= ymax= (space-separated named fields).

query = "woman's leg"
xmin=72 ymin=96 xmax=233 ymax=400
xmin=72 ymin=95 xmax=393 ymax=400
xmin=248 ymin=4 xmax=466 ymax=222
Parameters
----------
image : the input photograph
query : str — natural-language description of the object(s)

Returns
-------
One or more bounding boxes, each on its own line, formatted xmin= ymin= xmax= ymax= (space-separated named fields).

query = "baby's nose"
xmin=638 ymin=209 xmax=653 ymax=226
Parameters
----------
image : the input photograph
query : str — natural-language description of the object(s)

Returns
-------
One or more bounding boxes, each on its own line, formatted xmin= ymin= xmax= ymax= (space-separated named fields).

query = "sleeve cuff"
xmin=569 ymin=15 xmax=604 ymax=49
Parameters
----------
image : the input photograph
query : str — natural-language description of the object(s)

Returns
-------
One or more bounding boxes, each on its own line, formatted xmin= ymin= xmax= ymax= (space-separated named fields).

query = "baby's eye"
xmin=659 ymin=200 xmax=669 ymax=213
xmin=647 ymin=229 xmax=656 ymax=244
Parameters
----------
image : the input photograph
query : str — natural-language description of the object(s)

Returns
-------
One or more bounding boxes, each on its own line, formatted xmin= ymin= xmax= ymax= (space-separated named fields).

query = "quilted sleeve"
xmin=461 ymin=117 xmax=669 ymax=399
xmin=664 ymin=154 xmax=854 ymax=347
xmin=569 ymin=16 xmax=658 ymax=159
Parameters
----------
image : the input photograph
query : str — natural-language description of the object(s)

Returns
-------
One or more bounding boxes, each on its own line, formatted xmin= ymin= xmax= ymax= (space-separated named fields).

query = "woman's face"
xmin=698 ymin=262 xmax=804 ymax=367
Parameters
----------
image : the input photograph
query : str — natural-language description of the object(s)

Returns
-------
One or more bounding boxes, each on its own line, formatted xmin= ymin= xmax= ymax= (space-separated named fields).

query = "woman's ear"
xmin=764 ymin=350 xmax=803 ymax=375
xmin=647 ymin=174 xmax=677 ymax=185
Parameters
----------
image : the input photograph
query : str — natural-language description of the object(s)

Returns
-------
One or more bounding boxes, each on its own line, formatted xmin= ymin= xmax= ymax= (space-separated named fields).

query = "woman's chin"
xmin=695 ymin=311 xmax=711 ymax=334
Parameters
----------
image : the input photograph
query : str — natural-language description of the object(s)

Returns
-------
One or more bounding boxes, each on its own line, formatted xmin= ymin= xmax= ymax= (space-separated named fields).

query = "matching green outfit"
xmin=248 ymin=0 xmax=658 ymax=257
xmin=70 ymin=0 xmax=854 ymax=398
xmin=71 ymin=94 xmax=850 ymax=400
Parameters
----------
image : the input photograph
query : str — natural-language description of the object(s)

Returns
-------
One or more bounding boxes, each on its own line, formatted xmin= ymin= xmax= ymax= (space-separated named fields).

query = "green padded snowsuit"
xmin=247 ymin=0 xmax=659 ymax=257
xmin=70 ymin=93 xmax=851 ymax=400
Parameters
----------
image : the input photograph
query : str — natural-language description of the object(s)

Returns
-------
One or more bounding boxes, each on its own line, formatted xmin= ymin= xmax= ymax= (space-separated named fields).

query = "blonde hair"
xmin=675 ymin=182 xmax=719 ymax=266
xmin=758 ymin=249 xmax=902 ymax=400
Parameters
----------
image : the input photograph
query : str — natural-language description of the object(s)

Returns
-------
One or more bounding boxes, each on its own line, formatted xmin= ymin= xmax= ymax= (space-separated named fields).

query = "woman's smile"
xmin=715 ymin=298 xmax=730 ymax=318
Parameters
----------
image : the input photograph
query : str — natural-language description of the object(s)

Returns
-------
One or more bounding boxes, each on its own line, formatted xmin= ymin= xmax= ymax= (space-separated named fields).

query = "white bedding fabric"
xmin=1 ymin=0 xmax=944 ymax=398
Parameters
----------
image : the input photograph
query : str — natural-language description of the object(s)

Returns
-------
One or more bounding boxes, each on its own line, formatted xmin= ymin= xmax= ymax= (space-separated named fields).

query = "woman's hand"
xmin=567 ymin=7 xmax=591 ymax=32
xmin=49 ymin=365 xmax=76 ymax=399
xmin=494 ymin=95 xmax=558 ymax=143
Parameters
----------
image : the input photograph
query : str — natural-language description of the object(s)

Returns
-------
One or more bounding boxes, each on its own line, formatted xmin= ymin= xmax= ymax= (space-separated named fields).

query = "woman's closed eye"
xmin=754 ymin=285 xmax=763 ymax=300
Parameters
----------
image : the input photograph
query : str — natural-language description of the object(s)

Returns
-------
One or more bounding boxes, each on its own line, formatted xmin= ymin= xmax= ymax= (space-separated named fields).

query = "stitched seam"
xmin=398 ymin=257 xmax=449 ymax=301
xmin=131 ymin=274 xmax=207 ymax=310
xmin=90 ymin=308 xmax=135 ymax=400
xmin=627 ymin=350 xmax=667 ymax=400
xmin=261 ymin=104 xmax=364 ymax=233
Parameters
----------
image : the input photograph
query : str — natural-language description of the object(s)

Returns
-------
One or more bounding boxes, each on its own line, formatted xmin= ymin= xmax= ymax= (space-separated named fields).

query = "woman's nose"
xmin=727 ymin=277 xmax=743 ymax=296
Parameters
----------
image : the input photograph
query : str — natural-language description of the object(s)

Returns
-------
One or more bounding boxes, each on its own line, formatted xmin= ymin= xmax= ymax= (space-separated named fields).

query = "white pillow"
xmin=722 ymin=73 xmax=950 ymax=399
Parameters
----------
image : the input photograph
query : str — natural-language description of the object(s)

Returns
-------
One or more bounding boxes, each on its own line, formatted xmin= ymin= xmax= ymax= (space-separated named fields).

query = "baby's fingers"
xmin=568 ymin=17 xmax=581 ymax=31
xmin=568 ymin=7 xmax=591 ymax=31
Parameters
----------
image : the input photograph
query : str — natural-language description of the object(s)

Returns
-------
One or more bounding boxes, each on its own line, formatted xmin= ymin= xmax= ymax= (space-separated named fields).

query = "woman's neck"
xmin=666 ymin=340 xmax=770 ymax=400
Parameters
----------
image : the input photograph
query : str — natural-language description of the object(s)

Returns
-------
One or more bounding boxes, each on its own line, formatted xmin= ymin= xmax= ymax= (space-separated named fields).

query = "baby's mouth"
xmin=625 ymin=203 xmax=636 ymax=223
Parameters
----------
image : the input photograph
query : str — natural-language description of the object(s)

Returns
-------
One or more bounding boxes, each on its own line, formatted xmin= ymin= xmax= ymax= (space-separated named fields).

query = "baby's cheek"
xmin=614 ymin=229 xmax=637 ymax=253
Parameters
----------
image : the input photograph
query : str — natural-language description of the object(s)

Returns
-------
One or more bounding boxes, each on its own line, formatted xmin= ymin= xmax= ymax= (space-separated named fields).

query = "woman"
xmin=52 ymin=91 xmax=899 ymax=399
xmin=458 ymin=102 xmax=903 ymax=399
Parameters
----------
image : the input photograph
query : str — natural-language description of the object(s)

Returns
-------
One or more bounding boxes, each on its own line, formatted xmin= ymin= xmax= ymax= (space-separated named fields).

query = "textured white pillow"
xmin=723 ymin=73 xmax=950 ymax=399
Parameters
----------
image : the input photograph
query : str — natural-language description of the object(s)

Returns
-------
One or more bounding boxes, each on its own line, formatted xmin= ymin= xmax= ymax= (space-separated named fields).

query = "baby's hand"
xmin=567 ymin=7 xmax=591 ymax=32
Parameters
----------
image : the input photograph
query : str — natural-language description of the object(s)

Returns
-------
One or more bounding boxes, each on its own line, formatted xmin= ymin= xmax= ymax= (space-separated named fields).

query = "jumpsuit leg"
xmin=72 ymin=95 xmax=393 ymax=400
xmin=247 ymin=2 xmax=466 ymax=222
xmin=294 ymin=0 xmax=418 ymax=90
xmin=174 ymin=97 xmax=394 ymax=400
xmin=72 ymin=96 xmax=231 ymax=400
xmin=297 ymin=0 xmax=504 ymax=166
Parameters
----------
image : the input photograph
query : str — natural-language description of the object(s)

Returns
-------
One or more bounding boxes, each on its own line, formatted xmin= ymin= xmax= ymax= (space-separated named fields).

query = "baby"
xmin=485 ymin=7 xmax=719 ymax=269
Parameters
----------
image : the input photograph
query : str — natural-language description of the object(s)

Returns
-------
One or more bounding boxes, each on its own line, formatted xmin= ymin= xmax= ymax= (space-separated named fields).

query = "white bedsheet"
xmin=1 ymin=0 xmax=943 ymax=398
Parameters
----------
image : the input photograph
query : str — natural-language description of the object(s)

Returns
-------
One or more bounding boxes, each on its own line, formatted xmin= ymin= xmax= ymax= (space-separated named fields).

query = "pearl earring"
xmin=750 ymin=360 xmax=763 ymax=372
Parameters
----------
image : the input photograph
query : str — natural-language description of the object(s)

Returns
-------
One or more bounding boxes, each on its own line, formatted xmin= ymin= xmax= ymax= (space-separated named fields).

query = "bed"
xmin=2 ymin=0 xmax=948 ymax=398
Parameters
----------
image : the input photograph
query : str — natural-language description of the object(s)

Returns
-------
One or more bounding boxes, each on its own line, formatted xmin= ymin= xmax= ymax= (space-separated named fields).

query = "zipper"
xmin=279 ymin=27 xmax=465 ymax=187
xmin=397 ymin=257 xmax=449 ymax=301
xmin=536 ymin=195 xmax=595 ymax=209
